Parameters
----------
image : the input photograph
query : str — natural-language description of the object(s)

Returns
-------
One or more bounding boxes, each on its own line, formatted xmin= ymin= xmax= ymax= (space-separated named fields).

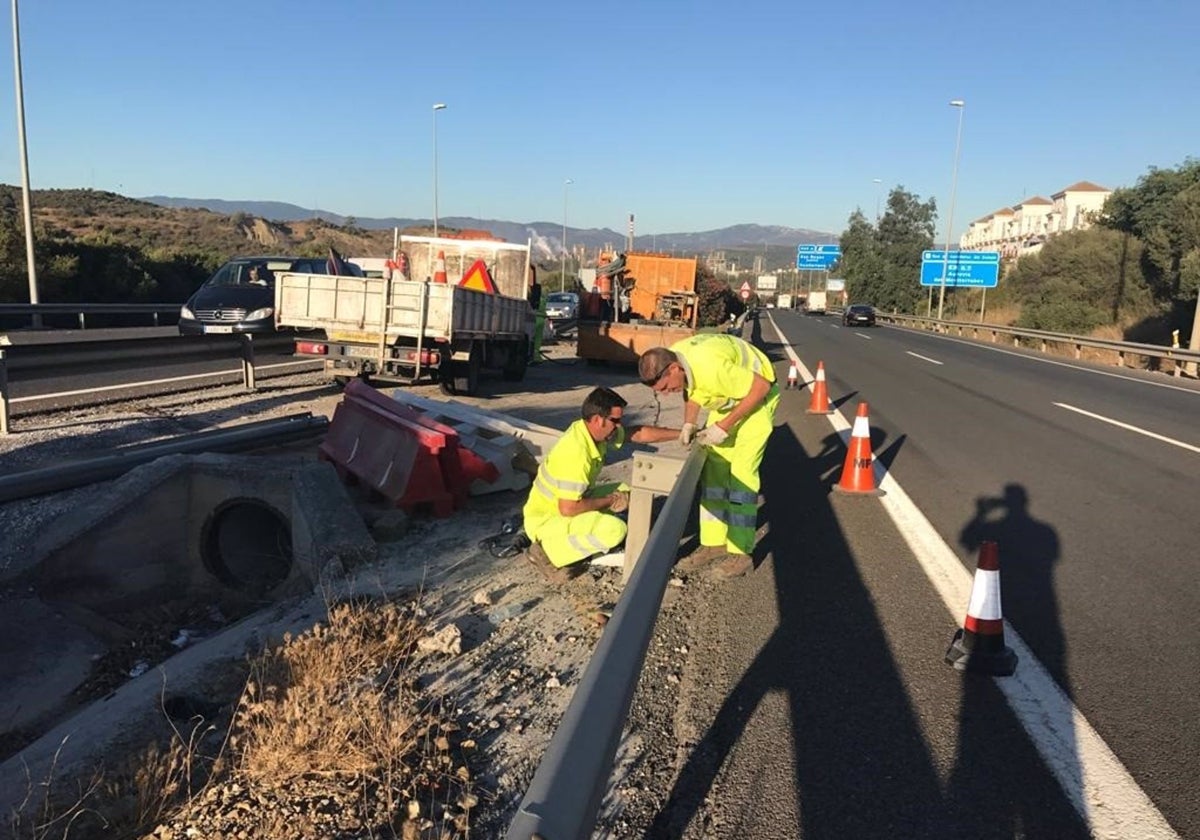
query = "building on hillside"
xmin=959 ymin=180 xmax=1111 ymax=257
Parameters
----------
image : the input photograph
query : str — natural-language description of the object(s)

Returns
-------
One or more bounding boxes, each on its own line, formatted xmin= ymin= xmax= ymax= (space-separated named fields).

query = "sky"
xmin=1 ymin=0 xmax=1196 ymax=242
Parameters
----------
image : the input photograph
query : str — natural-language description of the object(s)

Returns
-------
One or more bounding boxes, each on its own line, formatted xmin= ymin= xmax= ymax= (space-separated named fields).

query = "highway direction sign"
xmin=797 ymin=244 xmax=841 ymax=270
xmin=920 ymin=250 xmax=1001 ymax=288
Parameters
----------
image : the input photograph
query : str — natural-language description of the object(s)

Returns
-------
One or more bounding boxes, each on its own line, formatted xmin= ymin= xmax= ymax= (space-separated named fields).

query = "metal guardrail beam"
xmin=879 ymin=313 xmax=1200 ymax=375
xmin=0 ymin=413 xmax=328 ymax=502
xmin=506 ymin=447 xmax=705 ymax=840
xmin=0 ymin=302 xmax=181 ymax=329
xmin=0 ymin=332 xmax=293 ymax=433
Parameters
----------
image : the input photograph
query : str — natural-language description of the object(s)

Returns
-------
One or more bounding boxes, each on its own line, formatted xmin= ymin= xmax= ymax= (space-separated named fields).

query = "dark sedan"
xmin=842 ymin=304 xmax=877 ymax=327
xmin=179 ymin=256 xmax=328 ymax=335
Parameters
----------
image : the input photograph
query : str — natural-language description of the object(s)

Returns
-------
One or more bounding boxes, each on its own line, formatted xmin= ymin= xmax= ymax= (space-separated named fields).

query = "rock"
xmin=472 ymin=589 xmax=494 ymax=607
xmin=416 ymin=624 xmax=462 ymax=656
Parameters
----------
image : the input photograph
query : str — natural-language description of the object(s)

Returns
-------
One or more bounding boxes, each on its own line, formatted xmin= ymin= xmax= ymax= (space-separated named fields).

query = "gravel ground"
xmin=0 ymin=340 xmax=725 ymax=838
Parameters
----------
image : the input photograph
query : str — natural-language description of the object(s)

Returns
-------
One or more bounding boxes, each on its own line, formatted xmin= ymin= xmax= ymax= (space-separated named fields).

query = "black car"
xmin=842 ymin=304 xmax=877 ymax=327
xmin=178 ymin=256 xmax=329 ymax=335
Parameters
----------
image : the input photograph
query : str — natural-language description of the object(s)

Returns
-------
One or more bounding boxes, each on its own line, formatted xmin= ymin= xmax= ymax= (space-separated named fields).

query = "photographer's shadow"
xmin=943 ymin=483 xmax=1088 ymax=838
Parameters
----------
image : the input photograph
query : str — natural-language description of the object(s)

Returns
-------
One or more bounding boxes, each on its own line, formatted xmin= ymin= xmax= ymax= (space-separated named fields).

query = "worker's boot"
xmin=675 ymin=545 xmax=727 ymax=574
xmin=712 ymin=553 xmax=754 ymax=580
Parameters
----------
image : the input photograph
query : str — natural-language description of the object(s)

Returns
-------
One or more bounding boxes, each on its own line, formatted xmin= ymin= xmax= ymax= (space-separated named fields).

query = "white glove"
xmin=608 ymin=491 xmax=630 ymax=514
xmin=679 ymin=422 xmax=697 ymax=446
xmin=696 ymin=424 xmax=729 ymax=446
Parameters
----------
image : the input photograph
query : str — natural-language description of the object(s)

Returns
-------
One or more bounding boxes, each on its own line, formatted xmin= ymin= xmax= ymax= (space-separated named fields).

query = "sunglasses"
xmin=606 ymin=414 xmax=623 ymax=424
xmin=641 ymin=367 xmax=669 ymax=388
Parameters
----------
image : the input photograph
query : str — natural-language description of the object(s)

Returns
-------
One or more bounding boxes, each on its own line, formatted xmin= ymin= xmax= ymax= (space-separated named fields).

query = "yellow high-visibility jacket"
xmin=523 ymin=419 xmax=624 ymax=537
xmin=670 ymin=333 xmax=776 ymax=413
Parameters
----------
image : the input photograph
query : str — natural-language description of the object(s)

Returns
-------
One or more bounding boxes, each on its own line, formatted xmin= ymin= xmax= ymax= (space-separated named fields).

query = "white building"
xmin=960 ymin=180 xmax=1111 ymax=256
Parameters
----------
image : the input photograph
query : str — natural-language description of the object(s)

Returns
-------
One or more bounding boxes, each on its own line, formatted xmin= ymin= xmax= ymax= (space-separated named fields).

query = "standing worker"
xmin=522 ymin=387 xmax=677 ymax=579
xmin=638 ymin=333 xmax=779 ymax=578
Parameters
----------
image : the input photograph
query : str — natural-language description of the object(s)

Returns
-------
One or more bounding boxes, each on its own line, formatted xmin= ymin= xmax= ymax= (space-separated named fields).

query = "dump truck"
xmin=275 ymin=235 xmax=533 ymax=396
xmin=576 ymin=251 xmax=699 ymax=364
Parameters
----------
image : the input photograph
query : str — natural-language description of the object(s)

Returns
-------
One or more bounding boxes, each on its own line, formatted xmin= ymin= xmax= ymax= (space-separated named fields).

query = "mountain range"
xmin=141 ymin=196 xmax=832 ymax=258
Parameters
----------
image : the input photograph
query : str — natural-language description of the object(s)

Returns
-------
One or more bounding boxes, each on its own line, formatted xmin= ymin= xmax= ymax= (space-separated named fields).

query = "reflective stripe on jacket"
xmin=522 ymin=419 xmax=623 ymax=537
xmin=670 ymin=333 xmax=775 ymax=412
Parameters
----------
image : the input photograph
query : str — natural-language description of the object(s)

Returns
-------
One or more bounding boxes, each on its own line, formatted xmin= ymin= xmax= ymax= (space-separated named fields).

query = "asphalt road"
xmin=654 ymin=311 xmax=1197 ymax=837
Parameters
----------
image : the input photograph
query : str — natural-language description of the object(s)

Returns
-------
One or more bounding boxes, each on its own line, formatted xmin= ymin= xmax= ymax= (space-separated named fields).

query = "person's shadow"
xmin=939 ymin=483 xmax=1088 ymax=838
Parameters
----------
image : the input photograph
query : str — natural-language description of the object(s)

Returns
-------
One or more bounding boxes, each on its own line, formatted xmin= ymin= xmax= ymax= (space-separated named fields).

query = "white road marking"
xmin=1054 ymin=402 xmax=1200 ymax=454
xmin=10 ymin=359 xmax=323 ymax=403
xmin=906 ymin=351 xmax=944 ymax=365
xmin=767 ymin=313 xmax=1179 ymax=839
xmin=853 ymin=332 xmax=873 ymax=340
xmin=890 ymin=325 xmax=1200 ymax=396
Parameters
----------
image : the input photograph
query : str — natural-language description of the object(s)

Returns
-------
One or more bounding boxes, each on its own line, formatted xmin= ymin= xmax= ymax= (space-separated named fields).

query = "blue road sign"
xmin=797 ymin=243 xmax=841 ymax=270
xmin=920 ymin=250 xmax=1000 ymax=288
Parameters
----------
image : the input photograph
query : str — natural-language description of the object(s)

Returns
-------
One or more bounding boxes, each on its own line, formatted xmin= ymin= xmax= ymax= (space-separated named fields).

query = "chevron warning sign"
xmin=458 ymin=259 xmax=498 ymax=293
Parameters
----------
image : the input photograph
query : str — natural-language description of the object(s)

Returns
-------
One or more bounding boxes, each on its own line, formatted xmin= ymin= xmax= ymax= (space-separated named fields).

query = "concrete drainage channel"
xmin=0 ymin=451 xmax=376 ymax=809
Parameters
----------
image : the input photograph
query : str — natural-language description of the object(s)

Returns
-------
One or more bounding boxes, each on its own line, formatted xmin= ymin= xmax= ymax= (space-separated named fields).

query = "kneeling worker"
xmin=523 ymin=387 xmax=677 ymax=574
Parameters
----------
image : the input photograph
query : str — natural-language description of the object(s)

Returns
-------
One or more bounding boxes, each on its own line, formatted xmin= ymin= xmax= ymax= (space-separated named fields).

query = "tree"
xmin=1100 ymin=158 xmax=1200 ymax=303
xmin=838 ymin=187 xmax=937 ymax=313
xmin=696 ymin=261 xmax=742 ymax=326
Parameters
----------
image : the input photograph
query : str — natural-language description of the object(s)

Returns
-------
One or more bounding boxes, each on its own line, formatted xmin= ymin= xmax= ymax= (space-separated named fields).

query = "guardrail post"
xmin=240 ymin=334 xmax=257 ymax=390
xmin=77 ymin=312 xmax=86 ymax=329
xmin=624 ymin=452 xmax=688 ymax=582
xmin=0 ymin=345 xmax=10 ymax=435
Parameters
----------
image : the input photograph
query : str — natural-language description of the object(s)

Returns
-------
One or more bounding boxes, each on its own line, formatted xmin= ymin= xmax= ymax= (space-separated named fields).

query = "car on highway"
xmin=545 ymin=291 xmax=580 ymax=320
xmin=178 ymin=256 xmax=329 ymax=335
xmin=842 ymin=304 xmax=877 ymax=328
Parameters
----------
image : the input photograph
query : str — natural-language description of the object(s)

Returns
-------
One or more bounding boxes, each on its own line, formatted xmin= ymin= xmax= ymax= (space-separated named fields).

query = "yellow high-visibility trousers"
xmin=698 ymin=391 xmax=779 ymax=555
xmin=529 ymin=482 xmax=627 ymax=567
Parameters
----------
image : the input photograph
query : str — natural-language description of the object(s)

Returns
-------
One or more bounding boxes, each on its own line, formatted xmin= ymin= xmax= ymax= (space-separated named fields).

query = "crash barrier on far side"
xmin=505 ymin=447 xmax=705 ymax=840
xmin=0 ymin=331 xmax=291 ymax=435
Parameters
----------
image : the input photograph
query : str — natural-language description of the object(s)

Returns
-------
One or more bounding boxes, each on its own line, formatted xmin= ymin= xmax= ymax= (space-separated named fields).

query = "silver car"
xmin=545 ymin=291 xmax=579 ymax=320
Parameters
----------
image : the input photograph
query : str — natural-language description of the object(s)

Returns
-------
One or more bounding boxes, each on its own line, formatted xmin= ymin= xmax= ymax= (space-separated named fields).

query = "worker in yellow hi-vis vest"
xmin=522 ymin=387 xmax=677 ymax=575
xmin=638 ymin=333 xmax=779 ymax=579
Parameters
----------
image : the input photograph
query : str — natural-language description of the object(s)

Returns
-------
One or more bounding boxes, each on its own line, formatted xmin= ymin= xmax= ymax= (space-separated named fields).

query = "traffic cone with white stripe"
xmin=832 ymin=402 xmax=884 ymax=496
xmin=805 ymin=360 xmax=834 ymax=414
xmin=433 ymin=250 xmax=448 ymax=284
xmin=786 ymin=361 xmax=799 ymax=390
xmin=945 ymin=541 xmax=1018 ymax=676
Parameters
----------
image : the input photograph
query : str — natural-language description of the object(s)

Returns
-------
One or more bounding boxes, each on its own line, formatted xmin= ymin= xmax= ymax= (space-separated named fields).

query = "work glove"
xmin=696 ymin=424 xmax=729 ymax=447
xmin=608 ymin=491 xmax=630 ymax=514
xmin=679 ymin=422 xmax=697 ymax=446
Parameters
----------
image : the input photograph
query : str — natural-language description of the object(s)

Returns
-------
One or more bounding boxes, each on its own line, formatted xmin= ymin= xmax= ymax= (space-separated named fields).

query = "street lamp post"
xmin=11 ymin=0 xmax=39 ymax=325
xmin=561 ymin=178 xmax=573 ymax=292
xmin=936 ymin=99 xmax=966 ymax=321
xmin=873 ymin=178 xmax=883 ymax=221
xmin=432 ymin=103 xmax=446 ymax=237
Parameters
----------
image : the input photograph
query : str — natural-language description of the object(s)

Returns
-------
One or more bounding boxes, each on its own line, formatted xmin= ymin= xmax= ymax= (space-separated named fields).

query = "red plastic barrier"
xmin=320 ymin=382 xmax=455 ymax=516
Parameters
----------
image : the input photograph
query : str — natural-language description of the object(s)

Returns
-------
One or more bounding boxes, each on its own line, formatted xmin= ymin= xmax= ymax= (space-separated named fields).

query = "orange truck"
xmin=576 ymin=252 xmax=699 ymax=364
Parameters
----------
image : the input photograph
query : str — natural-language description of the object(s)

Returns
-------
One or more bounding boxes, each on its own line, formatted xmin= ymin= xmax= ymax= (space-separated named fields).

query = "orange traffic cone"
xmin=786 ymin=361 xmax=799 ymax=390
xmin=433 ymin=250 xmax=448 ymax=284
xmin=945 ymin=541 xmax=1018 ymax=675
xmin=832 ymin=402 xmax=885 ymax=496
xmin=805 ymin=360 xmax=834 ymax=414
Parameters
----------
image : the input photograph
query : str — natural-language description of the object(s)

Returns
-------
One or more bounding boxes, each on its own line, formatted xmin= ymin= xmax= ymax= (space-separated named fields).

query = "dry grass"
xmin=7 ymin=596 xmax=479 ymax=839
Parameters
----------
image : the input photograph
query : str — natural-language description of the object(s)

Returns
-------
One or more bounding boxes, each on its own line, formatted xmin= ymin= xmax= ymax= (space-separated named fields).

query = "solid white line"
xmin=906 ymin=351 xmax=943 ymax=365
xmin=1054 ymin=402 xmax=1200 ymax=454
xmin=766 ymin=313 xmax=1179 ymax=839
xmin=891 ymin=325 xmax=1200 ymax=396
xmin=10 ymin=359 xmax=323 ymax=404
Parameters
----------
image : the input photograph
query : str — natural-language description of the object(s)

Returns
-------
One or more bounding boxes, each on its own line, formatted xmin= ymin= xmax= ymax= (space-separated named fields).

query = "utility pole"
xmin=11 ymin=0 xmax=40 ymax=326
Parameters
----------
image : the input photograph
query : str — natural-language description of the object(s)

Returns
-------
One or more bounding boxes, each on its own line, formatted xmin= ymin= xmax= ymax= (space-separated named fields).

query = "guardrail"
xmin=877 ymin=313 xmax=1200 ymax=377
xmin=506 ymin=448 xmax=704 ymax=839
xmin=0 ymin=332 xmax=283 ymax=435
xmin=0 ymin=302 xmax=182 ymax=329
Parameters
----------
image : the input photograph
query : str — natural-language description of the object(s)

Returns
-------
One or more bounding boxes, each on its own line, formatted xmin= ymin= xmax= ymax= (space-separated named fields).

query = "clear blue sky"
xmin=2 ymin=0 xmax=1196 ymax=241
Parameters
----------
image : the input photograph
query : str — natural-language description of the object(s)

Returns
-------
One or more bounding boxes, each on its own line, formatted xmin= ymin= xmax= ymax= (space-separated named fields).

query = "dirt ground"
xmin=0 ymin=339 xmax=719 ymax=838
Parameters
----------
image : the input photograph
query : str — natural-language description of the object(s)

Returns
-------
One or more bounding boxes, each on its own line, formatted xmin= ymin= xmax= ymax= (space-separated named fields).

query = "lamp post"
xmin=432 ymin=103 xmax=446 ymax=237
xmin=936 ymin=99 xmax=965 ymax=321
xmin=561 ymin=178 xmax=573 ymax=292
xmin=11 ymin=0 xmax=39 ymax=325
xmin=873 ymin=178 xmax=883 ymax=221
